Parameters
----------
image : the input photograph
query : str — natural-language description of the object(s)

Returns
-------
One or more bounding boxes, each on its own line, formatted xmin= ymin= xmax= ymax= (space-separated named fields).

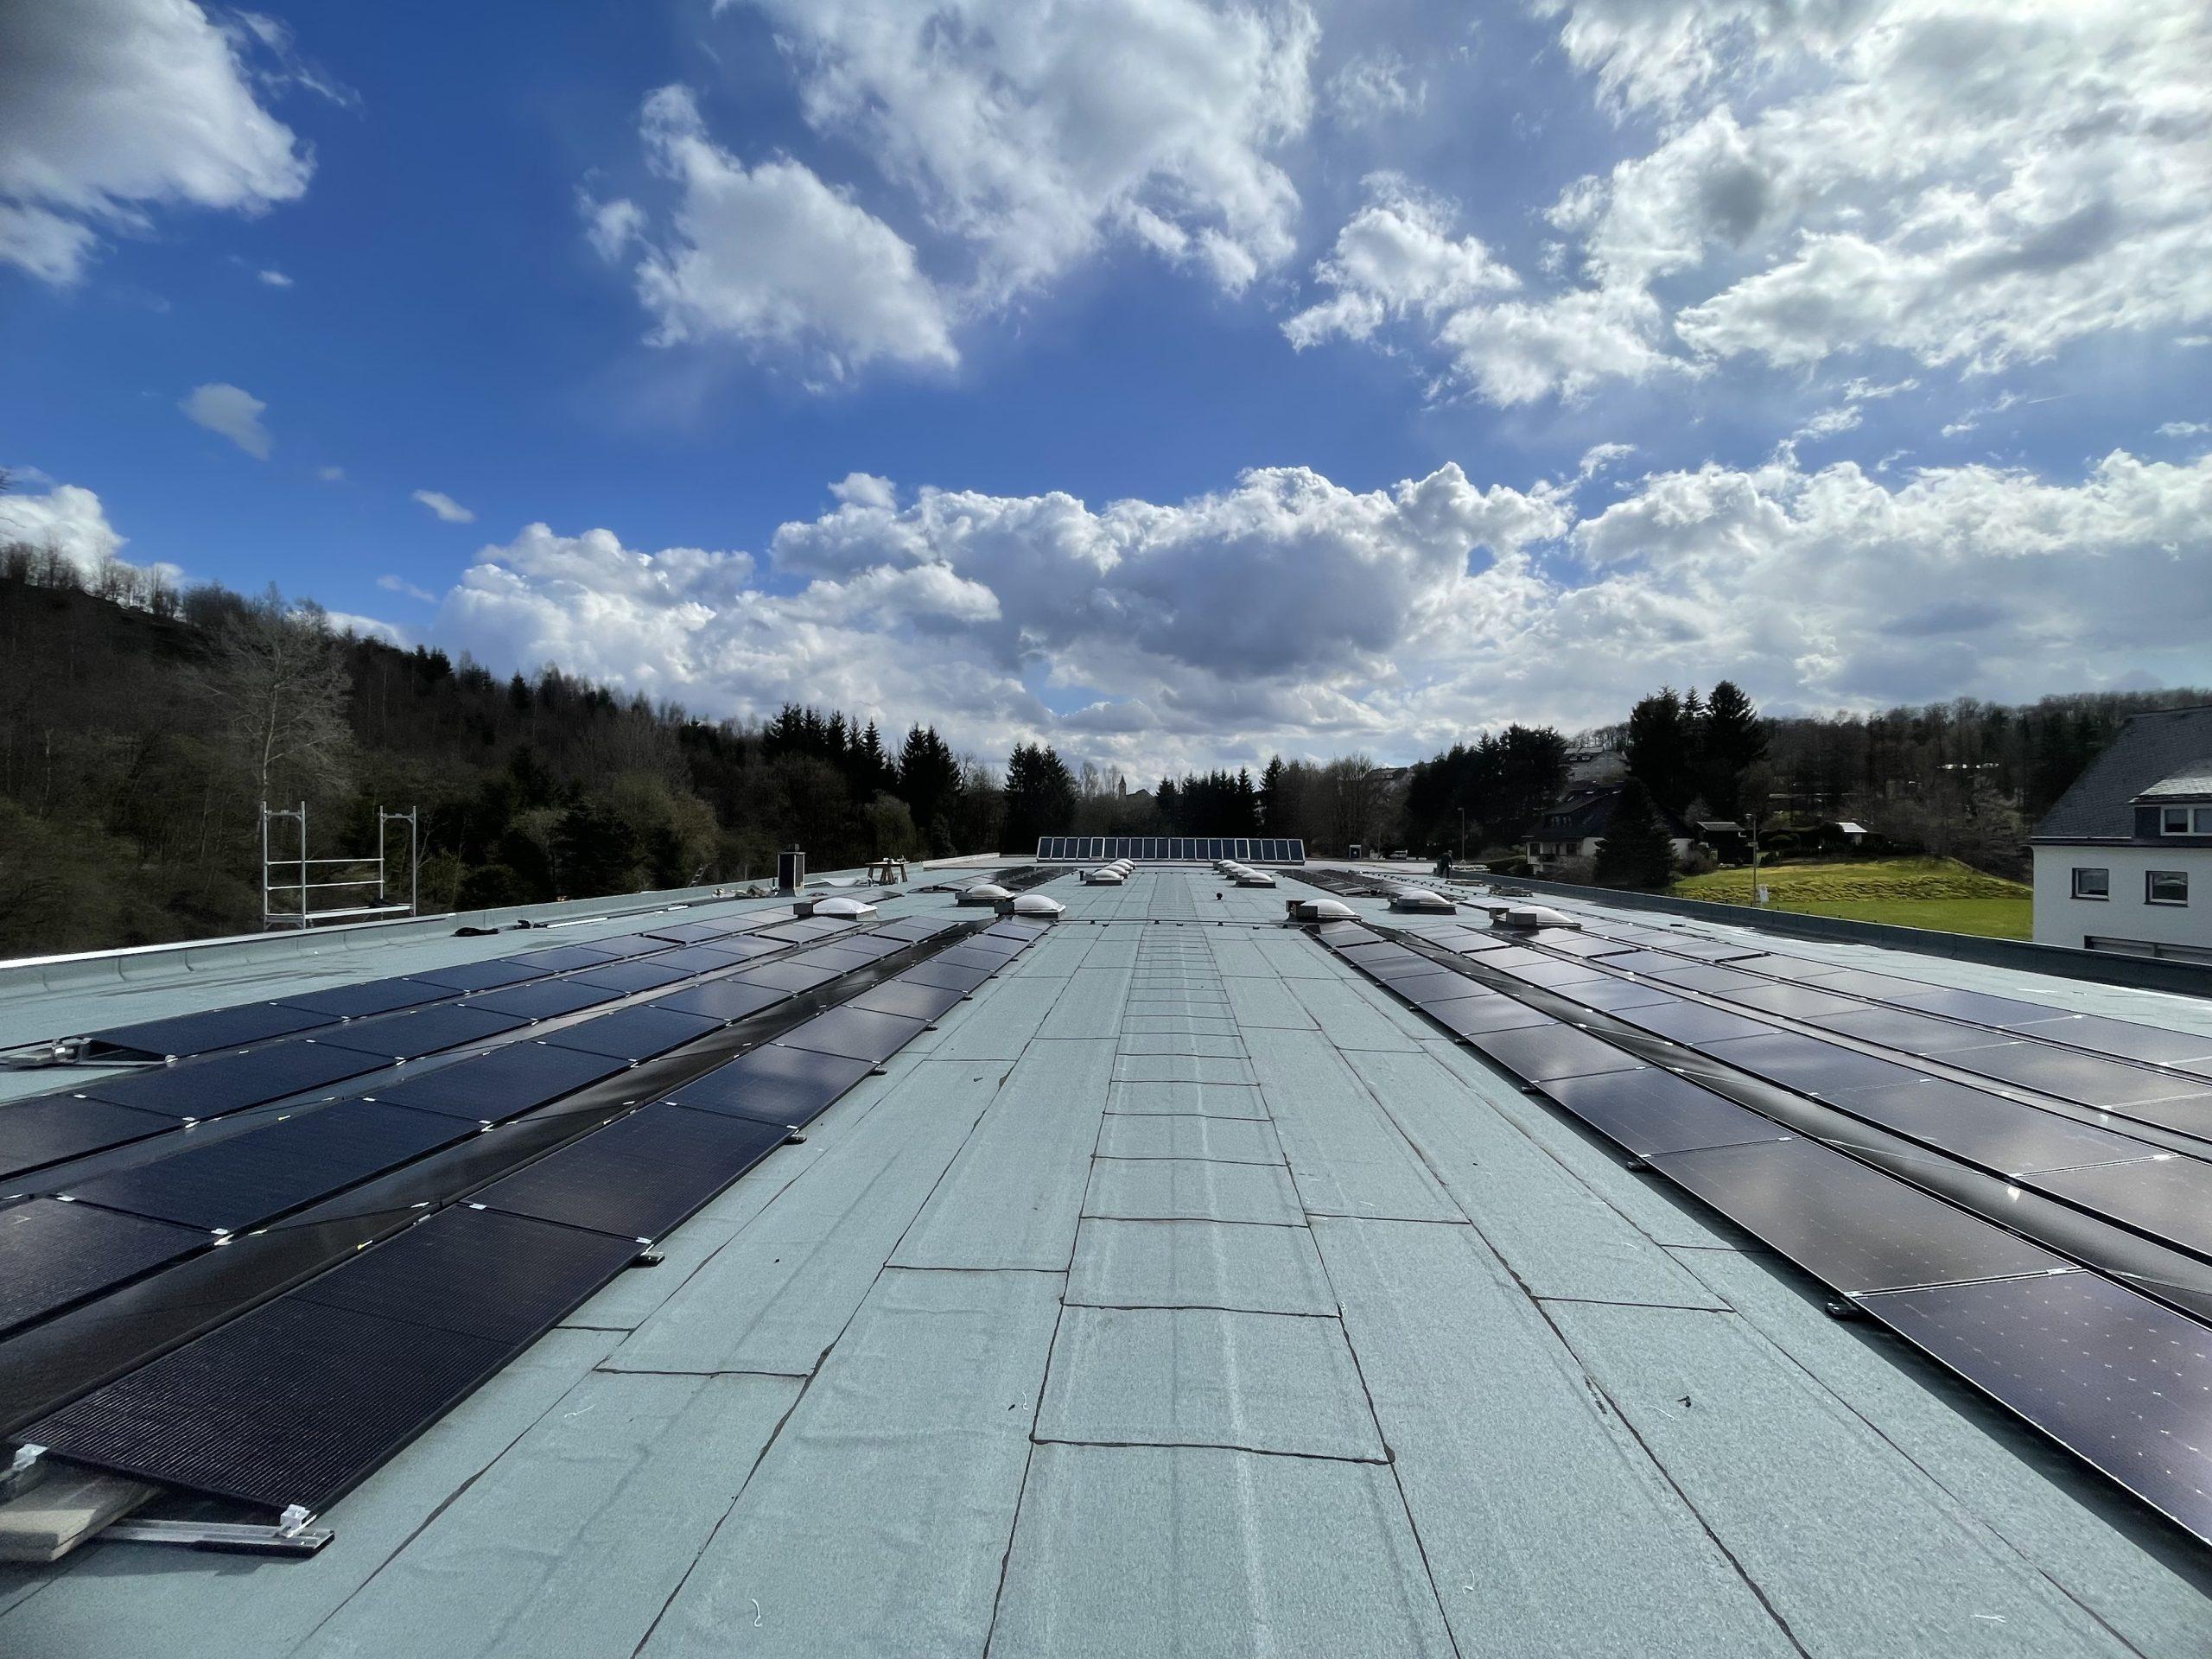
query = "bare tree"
xmin=192 ymin=586 xmax=355 ymax=806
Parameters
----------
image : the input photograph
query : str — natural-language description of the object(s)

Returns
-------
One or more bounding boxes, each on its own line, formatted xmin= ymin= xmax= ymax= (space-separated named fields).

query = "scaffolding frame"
xmin=261 ymin=801 xmax=420 ymax=930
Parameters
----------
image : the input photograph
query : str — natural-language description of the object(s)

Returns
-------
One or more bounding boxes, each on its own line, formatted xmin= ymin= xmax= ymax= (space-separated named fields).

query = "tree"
xmin=192 ymin=586 xmax=354 ymax=806
xmin=1624 ymin=689 xmax=1698 ymax=816
xmin=1593 ymin=779 xmax=1675 ymax=888
xmin=1002 ymin=742 xmax=1077 ymax=851
xmin=1699 ymin=680 xmax=1768 ymax=819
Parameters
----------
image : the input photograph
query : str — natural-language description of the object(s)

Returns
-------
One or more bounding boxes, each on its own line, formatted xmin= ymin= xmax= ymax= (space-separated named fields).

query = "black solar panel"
xmin=0 ymin=1198 xmax=207 ymax=1336
xmin=851 ymin=979 xmax=966 ymax=1023
xmin=1615 ymin=1002 xmax=1776 ymax=1046
xmin=1858 ymin=1271 xmax=2212 ymax=1544
xmin=652 ymin=979 xmax=787 ymax=1023
xmin=627 ymin=945 xmax=746 ymax=976
xmin=410 ymin=958 xmax=546 ymax=993
xmin=0 ymin=1095 xmax=175 ymax=1181
xmin=77 ymin=1044 xmax=392 ymax=1121
xmin=735 ymin=959 xmax=845 ymax=995
xmin=308 ymin=1005 xmax=529 ymax=1063
xmin=506 ymin=944 xmax=623 ymax=974
xmin=1421 ymin=996 xmax=1557 ymax=1040
xmin=1941 ymin=1044 xmax=2207 ymax=1109
xmin=86 ymin=1002 xmax=338 ymax=1060
xmin=365 ymin=1043 xmax=632 ymax=1122
xmin=1316 ymin=922 xmax=1384 ymax=947
xmin=666 ymin=1045 xmax=876 ymax=1128
xmin=572 ymin=931 xmax=674 ymax=958
xmin=570 ymin=959 xmax=695 ymax=995
xmin=1700 ymin=1032 xmax=1928 ymax=1098
xmin=644 ymin=920 xmax=741 ymax=944
xmin=1643 ymin=963 xmax=1760 ymax=995
xmin=278 ymin=979 xmax=454 ymax=1020
xmin=473 ymin=1105 xmax=787 ymax=1240
xmin=1646 ymin=1137 xmax=2068 ymax=1294
xmin=1559 ymin=978 xmax=1683 ymax=1013
xmin=937 ymin=944 xmax=1015 ymax=972
xmin=824 ymin=935 xmax=906 ymax=964
xmin=1388 ymin=970 xmax=1489 ymax=1007
xmin=776 ymin=1007 xmax=926 ymax=1065
xmin=1722 ymin=982 xmax=1872 ymax=1020
xmin=59 ymin=1102 xmax=475 ymax=1232
xmin=541 ymin=1006 xmax=723 ymax=1063
xmin=804 ymin=944 xmax=886 ymax=975
xmin=1816 ymin=1007 xmax=2015 ymax=1057
xmin=27 ymin=1295 xmax=509 ymax=1510
xmin=463 ymin=981 xmax=622 ymax=1021
xmin=1888 ymin=987 xmax=2049 ymax=1025
xmin=296 ymin=1204 xmax=643 ymax=1343
xmin=1539 ymin=1070 xmax=1789 ymax=1158
xmin=1824 ymin=1078 xmax=2150 ymax=1178
xmin=1465 ymin=1025 xmax=1646 ymax=1084
xmin=2024 ymin=1155 xmax=2212 ymax=1260
xmin=897 ymin=959 xmax=992 ymax=995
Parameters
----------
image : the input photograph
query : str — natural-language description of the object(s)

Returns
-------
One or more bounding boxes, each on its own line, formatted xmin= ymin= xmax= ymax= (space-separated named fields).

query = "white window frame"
xmin=2146 ymin=869 xmax=2190 ymax=906
xmin=2071 ymin=867 xmax=2109 ymax=900
xmin=2162 ymin=806 xmax=2191 ymax=834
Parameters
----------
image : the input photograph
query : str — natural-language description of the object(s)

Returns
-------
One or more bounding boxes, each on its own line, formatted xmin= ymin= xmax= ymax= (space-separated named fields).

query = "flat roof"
xmin=4 ymin=868 xmax=2212 ymax=1655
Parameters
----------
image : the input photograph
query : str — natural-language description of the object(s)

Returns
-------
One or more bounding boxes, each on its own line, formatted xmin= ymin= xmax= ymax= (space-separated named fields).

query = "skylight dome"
xmin=958 ymin=882 xmax=1013 ymax=906
xmin=1000 ymin=893 xmax=1065 ymax=918
xmin=796 ymin=894 xmax=877 ymax=919
xmin=1388 ymin=889 xmax=1453 ymax=913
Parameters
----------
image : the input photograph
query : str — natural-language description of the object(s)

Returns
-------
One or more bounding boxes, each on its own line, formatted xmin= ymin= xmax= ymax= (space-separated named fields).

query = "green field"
xmin=1670 ymin=857 xmax=2034 ymax=941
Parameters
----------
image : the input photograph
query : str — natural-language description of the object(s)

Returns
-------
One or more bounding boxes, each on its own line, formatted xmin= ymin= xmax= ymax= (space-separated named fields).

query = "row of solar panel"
xmin=1033 ymin=836 xmax=1306 ymax=863
xmin=1317 ymin=920 xmax=2212 ymax=1547
xmin=21 ymin=917 xmax=1052 ymax=1514
xmin=0 ymin=911 xmax=842 ymax=1186
xmin=0 ymin=912 xmax=963 ymax=1344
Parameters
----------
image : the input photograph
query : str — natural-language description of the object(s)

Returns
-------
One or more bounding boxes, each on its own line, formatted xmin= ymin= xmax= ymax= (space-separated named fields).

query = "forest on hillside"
xmin=3 ymin=527 xmax=2202 ymax=950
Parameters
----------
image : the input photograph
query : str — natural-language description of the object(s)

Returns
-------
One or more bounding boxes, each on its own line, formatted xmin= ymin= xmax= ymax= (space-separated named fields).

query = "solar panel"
xmin=0 ymin=1095 xmax=175 ymax=1181
xmin=59 ymin=1101 xmax=476 ymax=1232
xmin=364 ymin=1043 xmax=632 ymax=1122
xmin=572 ymin=959 xmax=696 ymax=994
xmin=1465 ymin=1025 xmax=1646 ymax=1084
xmin=1941 ymin=1043 xmax=2209 ymax=1109
xmin=652 ymin=979 xmax=787 ymax=1023
xmin=664 ymin=1045 xmax=876 ymax=1128
xmin=462 ymin=981 xmax=622 ymax=1021
xmin=1642 ymin=963 xmax=1760 ymax=995
xmin=540 ymin=1007 xmax=724 ymax=1063
xmin=900 ymin=959 xmax=993 ymax=994
xmin=410 ymin=958 xmax=547 ymax=993
xmin=774 ymin=1007 xmax=927 ymax=1065
xmin=2008 ymin=1014 xmax=2212 ymax=1069
xmin=2024 ymin=1155 xmax=2212 ymax=1259
xmin=1816 ymin=1007 xmax=2015 ymax=1056
xmin=735 ymin=959 xmax=845 ymax=995
xmin=27 ymin=1205 xmax=644 ymax=1510
xmin=644 ymin=920 xmax=741 ymax=945
xmin=1720 ymin=982 xmax=1871 ymax=1020
xmin=1614 ymin=1002 xmax=1776 ymax=1046
xmin=76 ymin=1044 xmax=392 ymax=1121
xmin=308 ymin=1005 xmax=529 ymax=1063
xmin=84 ymin=1002 xmax=339 ymax=1060
xmin=0 ymin=1198 xmax=207 ymax=1336
xmin=570 ymin=931 xmax=674 ymax=958
xmin=1539 ymin=1069 xmax=1791 ymax=1158
xmin=1857 ymin=1271 xmax=2212 ymax=1544
xmin=473 ymin=1104 xmax=787 ymax=1240
xmin=1700 ymin=1031 xmax=1928 ymax=1098
xmin=278 ymin=979 xmax=453 ymax=1020
xmin=1646 ymin=1137 xmax=2069 ymax=1294
xmin=1826 ymin=1077 xmax=2151 ymax=1178
xmin=505 ymin=944 xmax=623 ymax=973
xmin=1421 ymin=996 xmax=1558 ymax=1040
xmin=1499 ymin=959 xmax=1613 ymax=989
xmin=1887 ymin=987 xmax=2049 ymax=1025
xmin=1388 ymin=970 xmax=1489 ymax=1007
xmin=1558 ymin=978 xmax=1683 ymax=1013
xmin=851 ymin=979 xmax=966 ymax=1023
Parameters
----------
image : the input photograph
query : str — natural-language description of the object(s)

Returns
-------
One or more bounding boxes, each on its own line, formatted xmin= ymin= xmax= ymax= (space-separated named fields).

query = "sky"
xmin=3 ymin=0 xmax=2209 ymax=779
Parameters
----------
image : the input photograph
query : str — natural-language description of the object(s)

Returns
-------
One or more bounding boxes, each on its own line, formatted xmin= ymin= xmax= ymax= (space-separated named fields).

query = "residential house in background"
xmin=1527 ymin=783 xmax=1696 ymax=874
xmin=2031 ymin=705 xmax=2212 ymax=963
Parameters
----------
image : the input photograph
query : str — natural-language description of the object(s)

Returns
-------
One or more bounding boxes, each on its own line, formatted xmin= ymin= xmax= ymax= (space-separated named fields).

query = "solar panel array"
xmin=1309 ymin=914 xmax=2212 ymax=1546
xmin=1034 ymin=836 xmax=1306 ymax=863
xmin=16 ymin=912 xmax=1053 ymax=1514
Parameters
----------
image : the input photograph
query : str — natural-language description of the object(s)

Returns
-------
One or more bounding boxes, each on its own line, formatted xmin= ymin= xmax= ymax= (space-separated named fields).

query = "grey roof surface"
xmin=2035 ymin=704 xmax=2212 ymax=838
xmin=2139 ymin=765 xmax=2212 ymax=802
xmin=5 ymin=870 xmax=2212 ymax=1655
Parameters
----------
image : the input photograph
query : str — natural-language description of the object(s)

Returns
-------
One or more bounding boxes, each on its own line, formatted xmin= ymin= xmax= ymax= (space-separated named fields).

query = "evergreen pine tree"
xmin=1593 ymin=779 xmax=1675 ymax=889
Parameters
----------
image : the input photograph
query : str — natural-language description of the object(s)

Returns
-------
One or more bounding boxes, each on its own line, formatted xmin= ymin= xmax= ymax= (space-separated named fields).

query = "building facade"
xmin=2030 ymin=705 xmax=2212 ymax=963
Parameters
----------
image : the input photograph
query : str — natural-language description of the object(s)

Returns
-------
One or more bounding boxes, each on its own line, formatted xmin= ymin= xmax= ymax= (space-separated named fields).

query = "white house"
xmin=2031 ymin=705 xmax=2212 ymax=963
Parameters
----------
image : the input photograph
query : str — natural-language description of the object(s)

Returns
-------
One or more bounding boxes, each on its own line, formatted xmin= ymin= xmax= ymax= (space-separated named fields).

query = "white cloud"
xmin=377 ymin=573 xmax=437 ymax=603
xmin=1326 ymin=50 xmax=1424 ymax=128
xmin=0 ymin=481 xmax=128 ymax=572
xmin=181 ymin=382 xmax=271 ymax=459
xmin=733 ymin=0 xmax=1318 ymax=307
xmin=419 ymin=446 xmax=2212 ymax=770
xmin=2158 ymin=421 xmax=2209 ymax=439
xmin=0 ymin=0 xmax=312 ymax=283
xmin=613 ymin=86 xmax=957 ymax=375
xmin=316 ymin=464 xmax=346 ymax=482
xmin=1284 ymin=177 xmax=1516 ymax=350
xmin=257 ymin=267 xmax=291 ymax=287
xmin=412 ymin=489 xmax=475 ymax=524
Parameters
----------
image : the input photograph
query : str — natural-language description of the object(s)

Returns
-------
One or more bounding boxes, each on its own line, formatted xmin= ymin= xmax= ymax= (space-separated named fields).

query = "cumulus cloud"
xmin=1325 ymin=51 xmax=1424 ymax=128
xmin=0 ymin=0 xmax=313 ymax=283
xmin=1303 ymin=2 xmax=2212 ymax=404
xmin=181 ymin=382 xmax=271 ymax=458
xmin=257 ymin=267 xmax=292 ymax=287
xmin=0 ymin=481 xmax=128 ymax=573
xmin=412 ymin=489 xmax=476 ymax=524
xmin=605 ymin=86 xmax=957 ymax=375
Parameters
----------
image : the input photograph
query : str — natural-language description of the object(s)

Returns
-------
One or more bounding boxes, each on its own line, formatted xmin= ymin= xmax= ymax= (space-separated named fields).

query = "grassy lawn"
xmin=1669 ymin=856 xmax=2034 ymax=941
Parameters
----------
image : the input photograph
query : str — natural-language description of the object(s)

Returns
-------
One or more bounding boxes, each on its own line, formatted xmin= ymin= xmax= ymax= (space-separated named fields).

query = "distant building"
xmin=1527 ymin=784 xmax=1695 ymax=873
xmin=2030 ymin=705 xmax=2212 ymax=963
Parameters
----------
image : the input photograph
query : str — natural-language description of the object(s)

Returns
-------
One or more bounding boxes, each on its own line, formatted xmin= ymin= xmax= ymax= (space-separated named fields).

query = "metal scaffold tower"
xmin=260 ymin=801 xmax=420 ymax=930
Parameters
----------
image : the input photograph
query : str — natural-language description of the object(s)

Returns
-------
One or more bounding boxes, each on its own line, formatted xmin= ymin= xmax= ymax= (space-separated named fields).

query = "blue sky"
xmin=3 ymin=0 xmax=2209 ymax=775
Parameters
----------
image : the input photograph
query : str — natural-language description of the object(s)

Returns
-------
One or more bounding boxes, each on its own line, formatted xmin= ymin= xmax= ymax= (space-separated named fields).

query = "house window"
xmin=2196 ymin=807 xmax=2212 ymax=833
xmin=2161 ymin=806 xmax=2193 ymax=834
xmin=2146 ymin=869 xmax=2190 ymax=906
xmin=2071 ymin=868 xmax=2109 ymax=899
